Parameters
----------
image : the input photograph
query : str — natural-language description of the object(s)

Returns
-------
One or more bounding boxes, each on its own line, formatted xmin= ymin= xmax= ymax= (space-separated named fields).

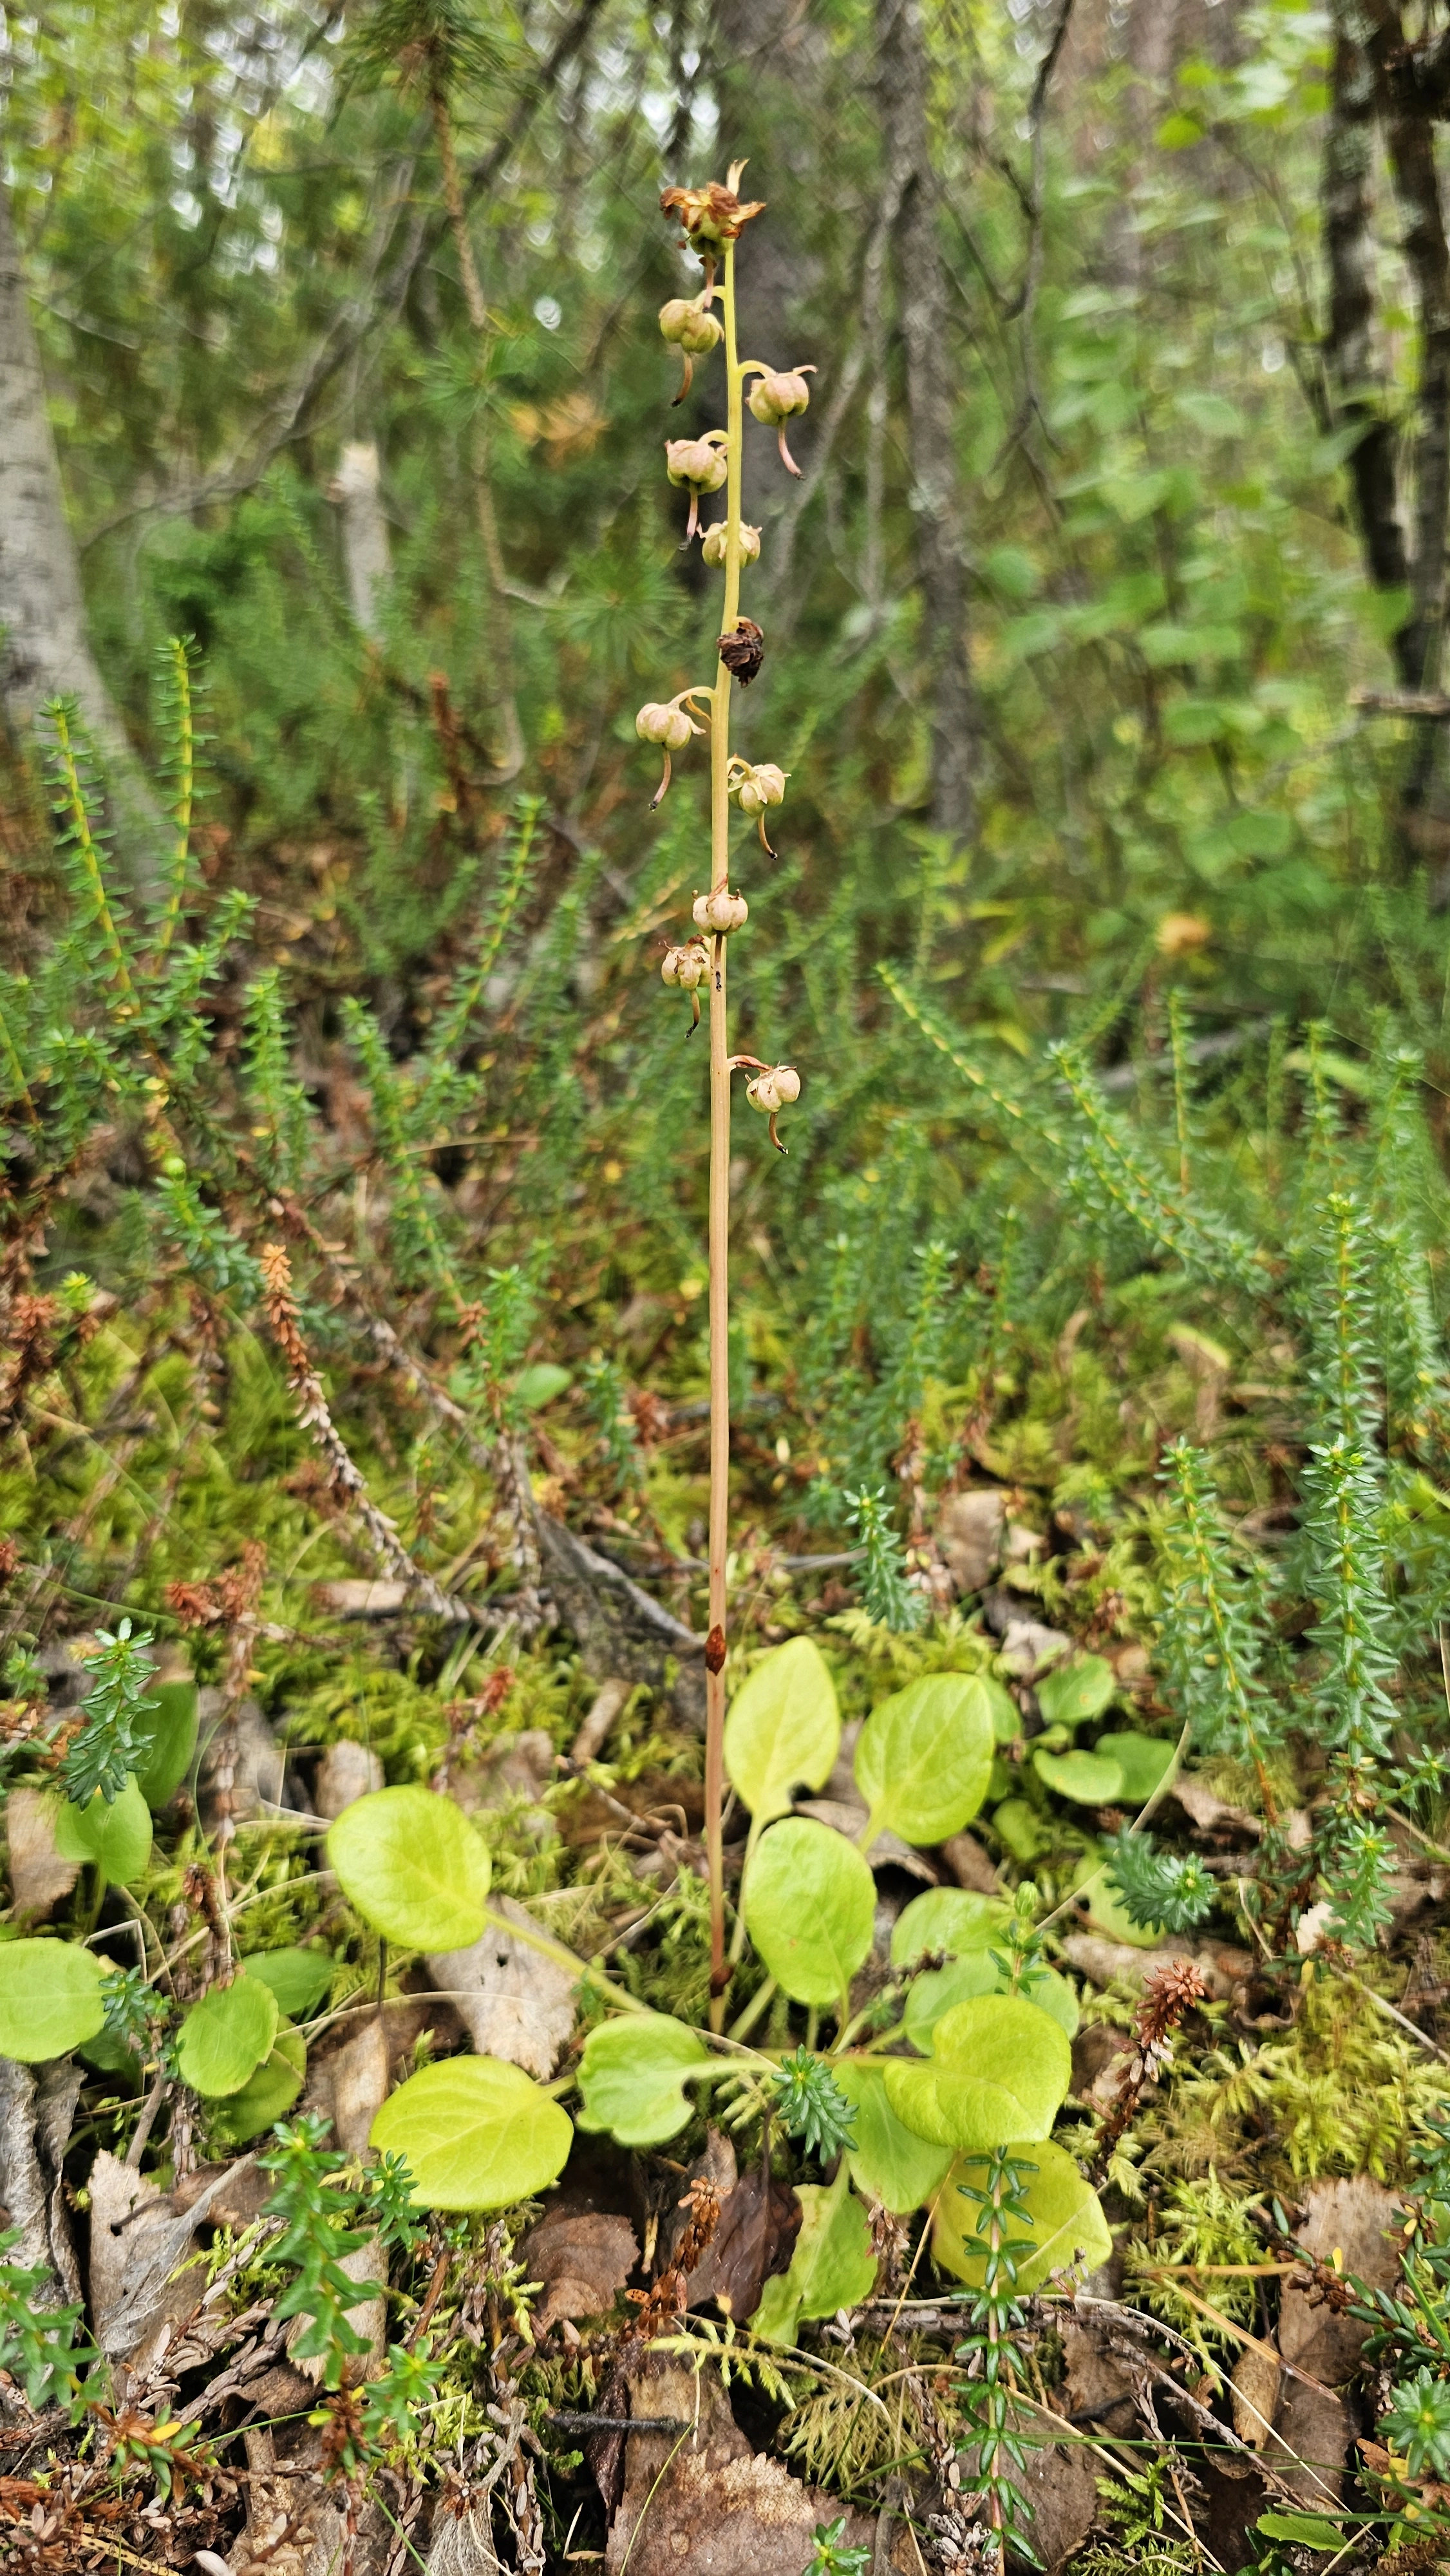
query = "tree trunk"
xmin=875 ymin=0 xmax=975 ymax=843
xmin=709 ymin=0 xmax=827 ymax=528
xmin=329 ymin=441 xmax=393 ymax=643
xmin=0 ymin=179 xmax=126 ymax=750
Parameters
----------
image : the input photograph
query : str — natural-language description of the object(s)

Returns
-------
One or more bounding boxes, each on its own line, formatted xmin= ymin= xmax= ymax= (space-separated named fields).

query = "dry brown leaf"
xmin=523 ymin=2209 xmax=639 ymax=2329
xmin=4 ymin=1786 xmax=80 ymax=1921
xmin=688 ymin=2164 xmax=800 ymax=2322
xmin=428 ymin=1894 xmax=578 ymax=2079
xmin=936 ymin=1489 xmax=1005 ymax=1595
xmin=603 ymin=2357 xmax=874 ymax=2576
xmin=1230 ymin=2344 xmax=1282 ymax=2449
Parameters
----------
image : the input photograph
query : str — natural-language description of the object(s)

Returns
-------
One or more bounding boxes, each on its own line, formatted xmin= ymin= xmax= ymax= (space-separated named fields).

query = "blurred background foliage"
xmin=2 ymin=0 xmax=1448 ymax=1587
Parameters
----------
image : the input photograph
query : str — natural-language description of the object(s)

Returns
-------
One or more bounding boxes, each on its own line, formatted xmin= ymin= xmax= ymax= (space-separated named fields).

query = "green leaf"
xmin=0 ymin=1940 xmax=106 ymax=2062
xmin=131 ymin=1680 xmax=199 ymax=1809
xmin=884 ymin=1994 xmax=1072 ymax=2150
xmin=833 ymin=2061 xmax=952 ymax=2214
xmin=742 ymin=1819 xmax=876 ymax=2007
xmin=724 ymin=1637 xmax=840 ymax=1828
xmin=753 ymin=2181 xmax=878 ymax=2345
xmin=890 ymin=1888 xmax=1004 ymax=1969
xmin=1091 ymin=1732 xmax=1176 ymax=1804
xmin=1035 ymin=1658 xmax=1116 ymax=1730
xmin=371 ymin=2056 xmax=572 ymax=2208
xmin=854 ymin=1676 xmax=995 ymax=1847
xmin=575 ymin=2013 xmax=711 ymax=2146
xmin=1032 ymin=1748 xmax=1125 ymax=1805
xmin=932 ymin=2141 xmax=1111 ymax=2291
xmin=53 ymin=1777 xmax=153 ymax=1885
xmin=513 ymin=1363 xmax=572 ymax=1412
xmin=991 ymin=1797 xmax=1050 ymax=1862
xmin=1174 ymin=390 xmax=1245 ymax=437
xmin=209 ymin=2019 xmax=307 ymax=2145
xmin=1256 ymin=2514 xmax=1344 ymax=2551
xmin=1076 ymin=1861 xmax=1164 ymax=1948
xmin=327 ymin=1786 xmax=491 ymax=1950
xmin=176 ymin=1976 xmax=279 ymax=2098
xmin=904 ymin=1955 xmax=1080 ymax=2051
xmin=984 ymin=1679 xmax=1022 ymax=1743
xmin=241 ymin=1947 xmax=335 ymax=2019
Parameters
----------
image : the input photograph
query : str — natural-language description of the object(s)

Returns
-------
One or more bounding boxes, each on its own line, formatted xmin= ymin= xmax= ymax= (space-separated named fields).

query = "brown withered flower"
xmin=660 ymin=178 xmax=766 ymax=254
xmin=718 ymin=618 xmax=765 ymax=686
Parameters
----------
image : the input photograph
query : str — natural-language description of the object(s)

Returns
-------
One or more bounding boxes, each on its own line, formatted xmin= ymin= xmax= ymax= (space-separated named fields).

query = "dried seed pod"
xmin=637 ymin=696 xmax=702 ymax=807
xmin=746 ymin=366 xmax=816 ymax=475
xmin=665 ymin=433 xmax=730 ymax=537
xmin=661 ymin=939 xmax=710 ymax=990
xmin=661 ymin=938 xmax=712 ymax=1027
xmin=701 ymin=521 xmax=762 ymax=567
xmin=717 ymin=619 xmax=765 ymax=686
xmin=730 ymin=759 xmax=789 ymax=854
xmin=746 ymin=1062 xmax=800 ymax=1151
xmin=692 ymin=887 xmax=749 ymax=935
xmin=659 ymin=297 xmax=725 ymax=402
xmin=636 ymin=700 xmax=696 ymax=750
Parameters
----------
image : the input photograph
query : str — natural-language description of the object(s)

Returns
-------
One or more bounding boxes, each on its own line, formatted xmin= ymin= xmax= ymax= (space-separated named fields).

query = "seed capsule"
xmin=661 ymin=940 xmax=710 ymax=990
xmin=636 ymin=700 xmax=695 ymax=750
xmin=745 ymin=1063 xmax=800 ymax=1151
xmin=665 ymin=433 xmax=730 ymax=538
xmin=746 ymin=366 xmax=816 ymax=475
xmin=701 ymin=521 xmax=762 ymax=567
xmin=730 ymin=759 xmax=788 ymax=853
xmin=659 ymin=297 xmax=724 ymax=401
xmin=692 ymin=887 xmax=749 ymax=935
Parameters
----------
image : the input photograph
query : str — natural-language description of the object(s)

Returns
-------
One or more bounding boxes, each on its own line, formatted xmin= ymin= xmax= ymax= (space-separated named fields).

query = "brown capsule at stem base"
xmin=704 ymin=1624 xmax=727 ymax=1674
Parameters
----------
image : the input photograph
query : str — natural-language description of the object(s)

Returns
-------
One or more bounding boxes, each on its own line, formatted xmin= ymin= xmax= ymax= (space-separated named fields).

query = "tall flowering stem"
xmin=703 ymin=231 xmax=744 ymax=2016
xmin=648 ymin=168 xmax=806 ymax=2027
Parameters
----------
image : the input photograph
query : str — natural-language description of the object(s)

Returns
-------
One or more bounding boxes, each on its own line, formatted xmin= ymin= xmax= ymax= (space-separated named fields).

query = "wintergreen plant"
xmin=641 ymin=165 xmax=809 ymax=2020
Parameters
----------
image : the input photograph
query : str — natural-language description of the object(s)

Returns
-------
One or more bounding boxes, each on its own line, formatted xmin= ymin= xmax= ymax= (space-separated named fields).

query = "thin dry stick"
xmin=258 ymin=1242 xmax=474 ymax=1625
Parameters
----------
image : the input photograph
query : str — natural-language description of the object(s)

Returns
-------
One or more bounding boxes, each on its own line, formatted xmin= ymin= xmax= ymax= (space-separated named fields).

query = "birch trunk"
xmin=875 ymin=0 xmax=975 ymax=843
xmin=0 ymin=179 xmax=122 ymax=744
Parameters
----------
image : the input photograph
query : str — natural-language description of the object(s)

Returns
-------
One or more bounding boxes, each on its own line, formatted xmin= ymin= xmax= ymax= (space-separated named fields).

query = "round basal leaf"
xmin=1076 ymin=1860 xmax=1163 ymax=1949
xmin=241 ymin=1947 xmax=334 ymax=2020
xmin=1091 ymin=1730 xmax=1176 ymax=1804
xmin=754 ymin=2181 xmax=878 ymax=2345
xmin=77 ymin=2025 xmax=142 ymax=2079
xmin=372 ymin=2056 xmax=572 ymax=2209
xmin=833 ymin=2060 xmax=952 ymax=2215
xmin=885 ymin=1993 xmax=1071 ymax=2150
xmin=742 ymin=1817 xmax=876 ymax=2007
xmin=53 ymin=1777 xmax=153 ymax=1886
xmin=0 ymin=1940 xmax=106 ymax=2062
xmin=984 ymin=1678 xmax=1023 ymax=1743
xmin=898 ymin=1940 xmax=1080 ymax=2053
xmin=902 ymin=1950 xmax=1001 ymax=2050
xmin=1032 ymin=1748 xmax=1125 ymax=1806
xmin=176 ymin=1976 xmax=279 ymax=2098
xmin=854 ymin=1675 xmax=995 ymax=1848
xmin=932 ymin=2139 xmax=1112 ymax=2292
xmin=575 ymin=2013 xmax=711 ymax=2146
xmin=890 ymin=1887 xmax=1004 ymax=1970
xmin=992 ymin=1797 xmax=1050 ymax=1862
xmin=133 ymin=1680 xmax=200 ymax=1809
xmin=724 ymin=1636 xmax=840 ymax=1828
xmin=209 ymin=2019 xmax=306 ymax=2145
xmin=1035 ymin=1657 xmax=1116 ymax=1732
xmin=327 ymin=1785 xmax=491 ymax=1950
